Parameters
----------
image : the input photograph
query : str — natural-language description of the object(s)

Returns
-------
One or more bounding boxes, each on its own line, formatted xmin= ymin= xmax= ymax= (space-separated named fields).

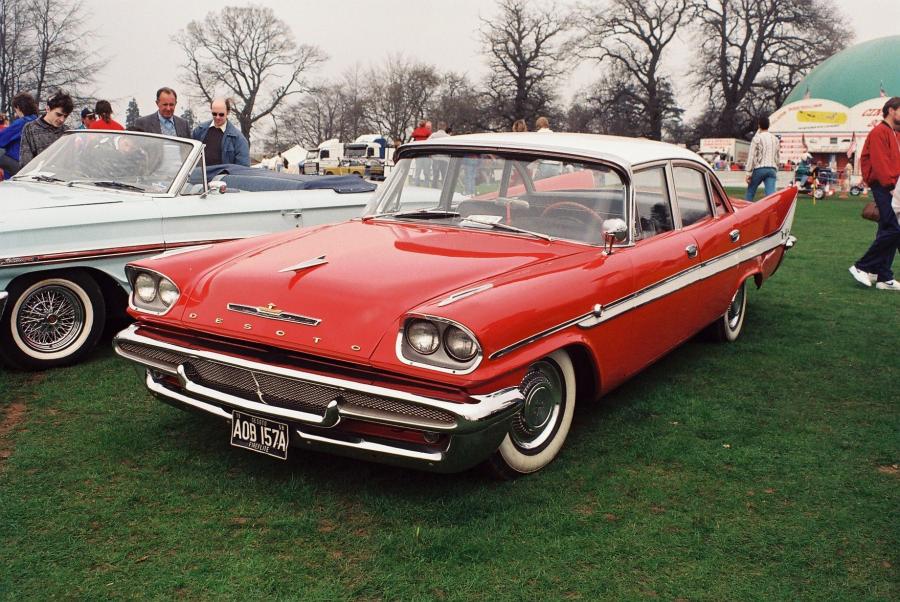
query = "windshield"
xmin=306 ymin=150 xmax=317 ymax=160
xmin=365 ymin=151 xmax=627 ymax=245
xmin=16 ymin=131 xmax=195 ymax=193
xmin=345 ymin=146 xmax=367 ymax=158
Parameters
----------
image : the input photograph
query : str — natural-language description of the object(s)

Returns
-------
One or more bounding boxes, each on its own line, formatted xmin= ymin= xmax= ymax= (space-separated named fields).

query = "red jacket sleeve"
xmin=861 ymin=123 xmax=900 ymax=188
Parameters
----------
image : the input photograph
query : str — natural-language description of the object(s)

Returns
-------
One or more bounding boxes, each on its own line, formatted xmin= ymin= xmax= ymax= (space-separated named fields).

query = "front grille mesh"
xmin=119 ymin=341 xmax=188 ymax=369
xmin=180 ymin=359 xmax=456 ymax=425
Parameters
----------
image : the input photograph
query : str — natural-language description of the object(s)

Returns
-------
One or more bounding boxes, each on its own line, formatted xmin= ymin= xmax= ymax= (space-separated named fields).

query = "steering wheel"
xmin=540 ymin=201 xmax=606 ymax=228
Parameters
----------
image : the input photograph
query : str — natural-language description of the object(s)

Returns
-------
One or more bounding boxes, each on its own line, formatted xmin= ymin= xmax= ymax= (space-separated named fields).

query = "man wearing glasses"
xmin=192 ymin=98 xmax=249 ymax=167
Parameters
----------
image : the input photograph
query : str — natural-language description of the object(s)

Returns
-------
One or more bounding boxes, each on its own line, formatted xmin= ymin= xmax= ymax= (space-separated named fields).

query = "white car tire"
xmin=487 ymin=349 xmax=576 ymax=478
xmin=0 ymin=272 xmax=106 ymax=370
xmin=710 ymin=280 xmax=747 ymax=343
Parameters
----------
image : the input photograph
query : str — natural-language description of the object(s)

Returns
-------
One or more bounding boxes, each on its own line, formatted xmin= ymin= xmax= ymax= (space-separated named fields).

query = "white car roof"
xmin=407 ymin=132 xmax=703 ymax=169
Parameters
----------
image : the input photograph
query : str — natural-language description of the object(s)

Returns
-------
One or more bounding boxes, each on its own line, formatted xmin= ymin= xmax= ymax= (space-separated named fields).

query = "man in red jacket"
xmin=849 ymin=97 xmax=900 ymax=291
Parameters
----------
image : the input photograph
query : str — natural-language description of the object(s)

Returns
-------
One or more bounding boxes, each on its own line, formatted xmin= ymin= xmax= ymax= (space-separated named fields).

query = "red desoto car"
xmin=114 ymin=133 xmax=797 ymax=477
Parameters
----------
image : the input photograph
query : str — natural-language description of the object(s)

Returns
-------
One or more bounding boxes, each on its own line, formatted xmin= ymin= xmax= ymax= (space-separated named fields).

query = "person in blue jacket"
xmin=0 ymin=92 xmax=39 ymax=179
xmin=192 ymin=97 xmax=250 ymax=167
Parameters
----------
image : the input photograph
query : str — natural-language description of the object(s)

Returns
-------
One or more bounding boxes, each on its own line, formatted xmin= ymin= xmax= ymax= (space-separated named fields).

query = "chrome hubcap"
xmin=17 ymin=285 xmax=85 ymax=352
xmin=511 ymin=360 xmax=563 ymax=450
xmin=727 ymin=285 xmax=745 ymax=330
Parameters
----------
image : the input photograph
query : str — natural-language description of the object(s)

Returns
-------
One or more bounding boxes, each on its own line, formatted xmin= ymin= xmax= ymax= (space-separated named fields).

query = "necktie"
xmin=162 ymin=118 xmax=175 ymax=136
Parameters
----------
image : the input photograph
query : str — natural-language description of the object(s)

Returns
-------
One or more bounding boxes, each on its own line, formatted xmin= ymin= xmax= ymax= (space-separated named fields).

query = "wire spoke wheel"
xmin=17 ymin=284 xmax=86 ymax=352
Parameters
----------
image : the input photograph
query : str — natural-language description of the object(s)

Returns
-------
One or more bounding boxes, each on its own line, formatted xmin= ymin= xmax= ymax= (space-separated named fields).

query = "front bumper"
xmin=113 ymin=324 xmax=523 ymax=472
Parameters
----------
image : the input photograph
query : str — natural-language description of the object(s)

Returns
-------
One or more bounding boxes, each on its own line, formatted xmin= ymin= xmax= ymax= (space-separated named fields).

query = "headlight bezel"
xmin=126 ymin=266 xmax=181 ymax=315
xmin=396 ymin=315 xmax=482 ymax=375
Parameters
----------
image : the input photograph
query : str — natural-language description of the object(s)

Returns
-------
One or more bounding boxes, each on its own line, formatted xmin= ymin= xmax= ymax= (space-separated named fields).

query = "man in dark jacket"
xmin=192 ymin=98 xmax=250 ymax=166
xmin=0 ymin=92 xmax=39 ymax=178
xmin=849 ymin=96 xmax=900 ymax=291
xmin=130 ymin=87 xmax=191 ymax=138
xmin=19 ymin=90 xmax=73 ymax=166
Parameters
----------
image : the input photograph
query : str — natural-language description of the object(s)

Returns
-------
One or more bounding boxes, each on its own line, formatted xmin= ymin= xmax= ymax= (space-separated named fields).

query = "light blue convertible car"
xmin=0 ymin=130 xmax=374 ymax=370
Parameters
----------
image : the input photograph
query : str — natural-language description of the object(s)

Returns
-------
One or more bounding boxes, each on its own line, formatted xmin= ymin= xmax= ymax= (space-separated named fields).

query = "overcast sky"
xmin=85 ymin=0 xmax=899 ymax=121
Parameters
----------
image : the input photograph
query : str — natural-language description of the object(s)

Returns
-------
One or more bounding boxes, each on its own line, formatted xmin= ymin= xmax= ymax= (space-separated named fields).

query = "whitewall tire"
xmin=711 ymin=280 xmax=747 ymax=343
xmin=487 ymin=349 xmax=576 ymax=478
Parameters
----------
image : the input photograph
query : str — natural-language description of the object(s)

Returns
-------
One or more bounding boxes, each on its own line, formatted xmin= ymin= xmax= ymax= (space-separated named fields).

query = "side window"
xmin=673 ymin=166 xmax=713 ymax=227
xmin=709 ymin=178 xmax=730 ymax=216
xmin=633 ymin=167 xmax=674 ymax=240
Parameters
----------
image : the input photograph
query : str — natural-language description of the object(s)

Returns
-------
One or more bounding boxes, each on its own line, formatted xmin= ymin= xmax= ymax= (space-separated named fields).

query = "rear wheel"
xmin=486 ymin=350 xmax=576 ymax=478
xmin=708 ymin=280 xmax=747 ymax=342
xmin=0 ymin=272 xmax=106 ymax=370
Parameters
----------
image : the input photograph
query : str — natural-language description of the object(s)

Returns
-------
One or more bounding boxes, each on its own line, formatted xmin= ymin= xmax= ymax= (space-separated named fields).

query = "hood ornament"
xmin=227 ymin=303 xmax=321 ymax=326
xmin=279 ymin=255 xmax=327 ymax=273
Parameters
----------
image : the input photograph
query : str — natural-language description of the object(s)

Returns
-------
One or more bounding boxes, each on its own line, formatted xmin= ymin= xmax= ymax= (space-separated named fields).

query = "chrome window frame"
xmin=669 ymin=160 xmax=715 ymax=229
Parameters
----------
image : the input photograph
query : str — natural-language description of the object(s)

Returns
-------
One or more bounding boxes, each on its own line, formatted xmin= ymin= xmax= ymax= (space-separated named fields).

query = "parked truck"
xmin=302 ymin=139 xmax=344 ymax=175
xmin=343 ymin=134 xmax=392 ymax=180
xmin=699 ymin=138 xmax=750 ymax=169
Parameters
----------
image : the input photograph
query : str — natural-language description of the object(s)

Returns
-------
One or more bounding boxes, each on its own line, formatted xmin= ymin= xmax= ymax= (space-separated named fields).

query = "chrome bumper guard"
xmin=114 ymin=324 xmax=523 ymax=472
xmin=785 ymin=235 xmax=797 ymax=250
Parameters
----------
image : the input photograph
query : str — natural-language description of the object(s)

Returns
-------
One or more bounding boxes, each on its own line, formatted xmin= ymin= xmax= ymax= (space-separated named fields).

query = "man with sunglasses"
xmin=191 ymin=97 xmax=249 ymax=167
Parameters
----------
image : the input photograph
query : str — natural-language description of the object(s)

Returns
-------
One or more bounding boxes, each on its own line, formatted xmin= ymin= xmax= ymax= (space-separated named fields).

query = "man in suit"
xmin=129 ymin=87 xmax=190 ymax=138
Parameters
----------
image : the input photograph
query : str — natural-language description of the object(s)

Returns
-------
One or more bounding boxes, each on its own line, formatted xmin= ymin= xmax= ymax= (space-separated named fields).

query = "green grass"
xmin=1 ymin=193 xmax=897 ymax=600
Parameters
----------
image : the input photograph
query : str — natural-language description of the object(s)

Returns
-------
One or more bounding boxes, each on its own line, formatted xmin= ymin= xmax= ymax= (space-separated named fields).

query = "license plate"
xmin=230 ymin=411 xmax=289 ymax=460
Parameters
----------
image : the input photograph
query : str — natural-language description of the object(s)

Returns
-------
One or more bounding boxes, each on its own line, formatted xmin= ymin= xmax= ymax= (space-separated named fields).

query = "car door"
xmin=619 ymin=163 xmax=704 ymax=371
xmin=670 ymin=163 xmax=741 ymax=325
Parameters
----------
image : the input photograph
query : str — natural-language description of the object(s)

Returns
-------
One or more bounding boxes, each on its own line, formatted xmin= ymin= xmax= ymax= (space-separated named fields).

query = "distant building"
xmin=770 ymin=35 xmax=900 ymax=170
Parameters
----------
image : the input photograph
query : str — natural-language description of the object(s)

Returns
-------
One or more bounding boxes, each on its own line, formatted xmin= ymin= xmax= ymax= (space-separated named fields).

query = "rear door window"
xmin=633 ymin=166 xmax=674 ymax=240
xmin=673 ymin=166 xmax=713 ymax=227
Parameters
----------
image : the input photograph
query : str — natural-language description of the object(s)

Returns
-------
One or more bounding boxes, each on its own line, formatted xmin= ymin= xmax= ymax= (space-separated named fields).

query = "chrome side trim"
xmin=491 ymin=200 xmax=797 ymax=359
xmin=437 ymin=283 xmax=493 ymax=307
xmin=295 ymin=428 xmax=444 ymax=463
xmin=114 ymin=324 xmax=521 ymax=434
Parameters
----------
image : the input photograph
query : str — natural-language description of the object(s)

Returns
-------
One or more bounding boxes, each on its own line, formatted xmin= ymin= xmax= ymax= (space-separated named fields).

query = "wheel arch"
xmin=4 ymin=265 xmax=127 ymax=319
xmin=562 ymin=342 xmax=601 ymax=405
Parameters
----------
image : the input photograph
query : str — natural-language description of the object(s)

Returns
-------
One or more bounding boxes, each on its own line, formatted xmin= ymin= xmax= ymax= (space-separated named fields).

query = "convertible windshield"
xmin=15 ymin=131 xmax=195 ymax=194
xmin=365 ymin=152 xmax=627 ymax=245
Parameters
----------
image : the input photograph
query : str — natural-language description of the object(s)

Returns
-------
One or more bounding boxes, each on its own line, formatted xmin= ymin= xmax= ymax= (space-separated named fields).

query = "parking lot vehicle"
xmin=0 ymin=130 xmax=374 ymax=370
xmin=114 ymin=133 xmax=798 ymax=476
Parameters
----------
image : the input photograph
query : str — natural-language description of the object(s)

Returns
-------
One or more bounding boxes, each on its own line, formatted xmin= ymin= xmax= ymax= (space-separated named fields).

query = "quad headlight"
xmin=127 ymin=266 xmax=180 ymax=314
xmin=398 ymin=316 xmax=482 ymax=374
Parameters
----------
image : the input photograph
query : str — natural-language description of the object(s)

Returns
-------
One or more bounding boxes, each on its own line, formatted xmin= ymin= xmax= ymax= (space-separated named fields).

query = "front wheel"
xmin=486 ymin=350 xmax=576 ymax=478
xmin=0 ymin=272 xmax=106 ymax=370
xmin=708 ymin=280 xmax=747 ymax=343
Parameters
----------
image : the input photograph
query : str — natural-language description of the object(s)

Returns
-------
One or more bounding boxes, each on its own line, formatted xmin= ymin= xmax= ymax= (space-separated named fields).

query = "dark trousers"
xmin=855 ymin=184 xmax=900 ymax=282
xmin=0 ymin=153 xmax=20 ymax=178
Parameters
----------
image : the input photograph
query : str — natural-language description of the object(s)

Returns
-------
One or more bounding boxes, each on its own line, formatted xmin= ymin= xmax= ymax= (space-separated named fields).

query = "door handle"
xmin=729 ymin=229 xmax=740 ymax=243
xmin=282 ymin=209 xmax=303 ymax=219
xmin=685 ymin=244 xmax=698 ymax=259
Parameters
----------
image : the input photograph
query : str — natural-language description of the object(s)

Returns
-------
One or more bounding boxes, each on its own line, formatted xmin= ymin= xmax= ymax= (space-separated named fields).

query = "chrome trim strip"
xmin=437 ymin=284 xmax=493 ymax=307
xmin=114 ymin=324 xmax=522 ymax=433
xmin=295 ymin=428 xmax=445 ymax=462
xmin=278 ymin=255 xmax=328 ymax=273
xmin=226 ymin=303 xmax=321 ymax=326
xmin=490 ymin=200 xmax=797 ymax=359
xmin=146 ymin=371 xmax=233 ymax=419
xmin=148 ymin=245 xmax=213 ymax=260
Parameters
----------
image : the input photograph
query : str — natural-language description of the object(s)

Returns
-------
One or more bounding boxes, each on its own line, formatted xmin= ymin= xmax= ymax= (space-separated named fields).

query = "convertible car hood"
xmin=0 ymin=181 xmax=127 ymax=215
xmin=179 ymin=220 xmax=581 ymax=361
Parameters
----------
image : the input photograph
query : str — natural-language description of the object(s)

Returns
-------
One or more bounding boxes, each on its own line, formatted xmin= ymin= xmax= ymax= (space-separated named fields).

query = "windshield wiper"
xmin=460 ymin=215 xmax=552 ymax=241
xmin=67 ymin=180 xmax=146 ymax=192
xmin=363 ymin=209 xmax=460 ymax=221
xmin=14 ymin=174 xmax=65 ymax=183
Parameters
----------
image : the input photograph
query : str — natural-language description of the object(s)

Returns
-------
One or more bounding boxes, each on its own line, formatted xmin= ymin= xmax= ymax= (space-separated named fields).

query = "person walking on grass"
xmin=744 ymin=114 xmax=780 ymax=201
xmin=849 ymin=96 xmax=900 ymax=291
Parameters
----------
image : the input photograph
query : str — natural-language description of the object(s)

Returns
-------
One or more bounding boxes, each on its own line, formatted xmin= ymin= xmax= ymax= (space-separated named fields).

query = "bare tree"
xmin=431 ymin=72 xmax=488 ymax=134
xmin=276 ymin=84 xmax=344 ymax=149
xmin=174 ymin=5 xmax=325 ymax=143
xmin=363 ymin=55 xmax=440 ymax=142
xmin=0 ymin=0 xmax=100 ymax=111
xmin=480 ymin=0 xmax=571 ymax=130
xmin=573 ymin=0 xmax=690 ymax=140
xmin=691 ymin=0 xmax=848 ymax=137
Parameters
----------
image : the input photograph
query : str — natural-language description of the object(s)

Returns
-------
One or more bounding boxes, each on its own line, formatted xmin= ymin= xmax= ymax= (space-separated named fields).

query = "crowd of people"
xmin=0 ymin=86 xmax=251 ymax=180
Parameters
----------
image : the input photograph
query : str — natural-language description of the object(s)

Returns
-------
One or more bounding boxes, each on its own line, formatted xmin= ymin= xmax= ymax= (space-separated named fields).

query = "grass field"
xmin=1 ymin=192 xmax=897 ymax=600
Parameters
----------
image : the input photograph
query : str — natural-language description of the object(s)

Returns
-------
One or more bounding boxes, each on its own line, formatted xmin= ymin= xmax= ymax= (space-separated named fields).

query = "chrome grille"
xmin=180 ymin=359 xmax=455 ymax=425
xmin=118 ymin=341 xmax=188 ymax=368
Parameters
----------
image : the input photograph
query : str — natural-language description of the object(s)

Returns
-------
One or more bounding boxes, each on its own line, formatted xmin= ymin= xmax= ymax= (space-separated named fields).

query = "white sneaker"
xmin=849 ymin=265 xmax=873 ymax=287
xmin=875 ymin=280 xmax=900 ymax=291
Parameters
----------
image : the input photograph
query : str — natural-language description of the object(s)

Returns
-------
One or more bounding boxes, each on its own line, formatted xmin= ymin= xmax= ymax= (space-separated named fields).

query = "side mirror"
xmin=602 ymin=218 xmax=628 ymax=254
xmin=208 ymin=180 xmax=227 ymax=195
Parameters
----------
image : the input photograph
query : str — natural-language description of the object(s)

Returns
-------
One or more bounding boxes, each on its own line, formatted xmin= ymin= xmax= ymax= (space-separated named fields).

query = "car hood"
xmin=0 ymin=180 xmax=129 ymax=215
xmin=177 ymin=220 xmax=583 ymax=361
